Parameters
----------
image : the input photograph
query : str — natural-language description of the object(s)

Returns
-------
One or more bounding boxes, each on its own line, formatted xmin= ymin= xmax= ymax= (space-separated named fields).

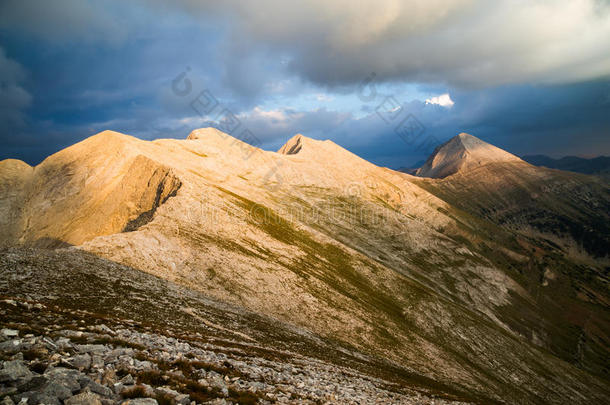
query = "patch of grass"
xmin=228 ymin=388 xmax=262 ymax=405
xmin=172 ymin=359 xmax=194 ymax=376
xmin=66 ymin=335 xmax=147 ymax=350
xmin=92 ymin=337 xmax=147 ymax=350
xmin=121 ymin=385 xmax=151 ymax=399
xmin=134 ymin=351 xmax=149 ymax=361
xmin=155 ymin=392 xmax=175 ymax=405
xmin=183 ymin=380 xmax=222 ymax=403
xmin=22 ymin=348 xmax=47 ymax=361
xmin=68 ymin=335 xmax=90 ymax=344
xmin=191 ymin=360 xmax=239 ymax=377
xmin=17 ymin=326 xmax=42 ymax=335
xmin=157 ymin=358 xmax=243 ymax=380
xmin=137 ymin=370 xmax=166 ymax=386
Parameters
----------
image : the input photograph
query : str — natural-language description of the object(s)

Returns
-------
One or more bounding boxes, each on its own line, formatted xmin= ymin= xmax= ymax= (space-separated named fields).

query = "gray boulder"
xmin=155 ymin=387 xmax=189 ymax=405
xmin=67 ymin=354 xmax=91 ymax=371
xmin=43 ymin=368 xmax=81 ymax=393
xmin=120 ymin=399 xmax=158 ymax=405
xmin=119 ymin=374 xmax=134 ymax=385
xmin=54 ymin=337 xmax=71 ymax=350
xmin=91 ymin=355 xmax=104 ymax=369
xmin=17 ymin=376 xmax=48 ymax=392
xmin=13 ymin=391 xmax=61 ymax=405
xmin=112 ymin=383 xmax=124 ymax=395
xmin=13 ymin=381 xmax=71 ymax=405
xmin=85 ymin=381 xmax=113 ymax=398
xmin=75 ymin=345 xmax=107 ymax=355
xmin=0 ymin=396 xmax=15 ymax=405
xmin=64 ymin=392 xmax=103 ymax=405
xmin=40 ymin=381 xmax=73 ymax=400
xmin=0 ymin=340 xmax=21 ymax=355
xmin=0 ymin=360 xmax=32 ymax=383
xmin=0 ymin=329 xmax=19 ymax=338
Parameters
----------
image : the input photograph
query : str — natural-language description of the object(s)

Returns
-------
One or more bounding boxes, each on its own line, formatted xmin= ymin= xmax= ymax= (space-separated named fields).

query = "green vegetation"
xmin=121 ymin=386 xmax=150 ymax=399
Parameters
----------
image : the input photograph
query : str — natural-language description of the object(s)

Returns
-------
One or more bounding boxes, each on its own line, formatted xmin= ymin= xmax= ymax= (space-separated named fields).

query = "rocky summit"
xmin=415 ymin=133 xmax=523 ymax=178
xmin=1 ymin=128 xmax=609 ymax=405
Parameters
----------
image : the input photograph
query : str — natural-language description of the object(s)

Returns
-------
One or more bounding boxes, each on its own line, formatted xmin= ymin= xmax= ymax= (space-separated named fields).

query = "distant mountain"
xmin=414 ymin=133 xmax=610 ymax=257
xmin=522 ymin=154 xmax=610 ymax=176
xmin=415 ymin=132 xmax=523 ymax=178
xmin=396 ymin=160 xmax=425 ymax=175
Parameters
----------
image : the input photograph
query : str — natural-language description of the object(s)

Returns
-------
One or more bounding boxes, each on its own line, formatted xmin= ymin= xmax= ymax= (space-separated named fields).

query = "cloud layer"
xmin=0 ymin=47 xmax=31 ymax=129
xmin=0 ymin=0 xmax=609 ymax=167
xmin=165 ymin=0 xmax=610 ymax=87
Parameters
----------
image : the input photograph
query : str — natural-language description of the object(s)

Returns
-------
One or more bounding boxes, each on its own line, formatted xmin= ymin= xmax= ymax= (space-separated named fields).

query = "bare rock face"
xmin=278 ymin=134 xmax=304 ymax=154
xmin=416 ymin=133 xmax=524 ymax=178
xmin=0 ymin=159 xmax=34 ymax=245
xmin=0 ymin=131 xmax=181 ymax=247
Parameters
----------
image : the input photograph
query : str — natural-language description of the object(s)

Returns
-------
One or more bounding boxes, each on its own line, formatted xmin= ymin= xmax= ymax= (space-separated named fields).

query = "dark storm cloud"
xmin=0 ymin=2 xmax=230 ymax=164
xmin=346 ymin=80 xmax=610 ymax=167
xmin=160 ymin=0 xmax=610 ymax=88
xmin=0 ymin=0 xmax=608 ymax=166
xmin=0 ymin=47 xmax=31 ymax=128
xmin=0 ymin=0 xmax=129 ymax=45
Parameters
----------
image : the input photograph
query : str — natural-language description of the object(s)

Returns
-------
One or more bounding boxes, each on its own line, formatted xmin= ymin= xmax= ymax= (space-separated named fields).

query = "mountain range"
xmin=522 ymin=154 xmax=610 ymax=178
xmin=1 ymin=129 xmax=608 ymax=404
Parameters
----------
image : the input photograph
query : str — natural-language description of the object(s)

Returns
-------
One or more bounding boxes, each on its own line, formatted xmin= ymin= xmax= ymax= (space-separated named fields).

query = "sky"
xmin=1 ymin=0 xmax=609 ymax=168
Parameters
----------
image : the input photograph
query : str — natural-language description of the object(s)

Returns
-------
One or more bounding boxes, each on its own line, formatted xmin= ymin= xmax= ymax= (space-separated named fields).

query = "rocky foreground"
xmin=0 ymin=300 xmax=465 ymax=405
xmin=0 ymin=248 xmax=475 ymax=405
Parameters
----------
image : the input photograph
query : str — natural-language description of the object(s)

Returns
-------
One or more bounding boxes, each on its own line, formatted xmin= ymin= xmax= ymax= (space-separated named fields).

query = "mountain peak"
xmin=416 ymin=133 xmax=523 ymax=178
xmin=80 ymin=130 xmax=140 ymax=146
xmin=278 ymin=134 xmax=306 ymax=154
xmin=185 ymin=127 xmax=262 ymax=158
xmin=276 ymin=134 xmax=363 ymax=163
xmin=456 ymin=132 xmax=476 ymax=141
xmin=186 ymin=127 xmax=229 ymax=141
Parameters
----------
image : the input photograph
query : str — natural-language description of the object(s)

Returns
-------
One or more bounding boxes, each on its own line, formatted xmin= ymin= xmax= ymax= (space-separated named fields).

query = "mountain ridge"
xmin=1 ymin=127 xmax=609 ymax=404
xmin=522 ymin=154 xmax=610 ymax=177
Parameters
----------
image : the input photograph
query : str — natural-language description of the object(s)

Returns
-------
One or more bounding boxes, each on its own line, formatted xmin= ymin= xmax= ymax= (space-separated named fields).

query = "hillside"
xmin=413 ymin=135 xmax=610 ymax=258
xmin=1 ymin=247 xmax=470 ymax=404
xmin=1 ymin=128 xmax=609 ymax=404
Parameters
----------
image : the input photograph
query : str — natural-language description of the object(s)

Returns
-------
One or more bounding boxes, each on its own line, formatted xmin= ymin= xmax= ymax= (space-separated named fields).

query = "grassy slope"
xmin=0 ymin=247 xmax=495 ymax=404
xmin=410 ymin=163 xmax=610 ymax=379
xmin=202 ymin=185 xmax=610 ymax=404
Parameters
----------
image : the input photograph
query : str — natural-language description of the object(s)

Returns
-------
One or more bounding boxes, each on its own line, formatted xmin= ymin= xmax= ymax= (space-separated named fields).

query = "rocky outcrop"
xmin=277 ymin=134 xmax=303 ymax=155
xmin=0 ymin=134 xmax=181 ymax=247
xmin=2 ymin=326 xmax=446 ymax=405
xmin=0 ymin=160 xmax=34 ymax=246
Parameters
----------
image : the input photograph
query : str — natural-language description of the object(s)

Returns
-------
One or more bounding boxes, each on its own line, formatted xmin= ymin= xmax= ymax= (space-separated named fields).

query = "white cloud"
xmin=425 ymin=94 xmax=455 ymax=108
xmin=315 ymin=94 xmax=334 ymax=102
xmin=232 ymin=106 xmax=350 ymax=145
